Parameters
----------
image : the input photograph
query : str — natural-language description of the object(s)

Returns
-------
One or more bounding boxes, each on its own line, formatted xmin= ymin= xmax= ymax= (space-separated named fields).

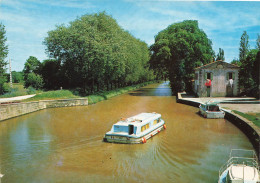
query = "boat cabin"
xmin=110 ymin=113 xmax=162 ymax=136
xmin=200 ymin=103 xmax=221 ymax=112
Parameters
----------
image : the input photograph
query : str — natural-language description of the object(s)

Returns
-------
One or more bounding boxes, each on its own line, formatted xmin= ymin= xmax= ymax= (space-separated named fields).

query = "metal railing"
xmin=219 ymin=149 xmax=259 ymax=178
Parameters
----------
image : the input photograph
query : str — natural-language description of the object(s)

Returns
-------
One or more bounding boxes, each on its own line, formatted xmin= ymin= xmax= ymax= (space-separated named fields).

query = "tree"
xmin=44 ymin=12 xmax=153 ymax=94
xmin=239 ymin=49 xmax=258 ymax=93
xmin=216 ymin=48 xmax=225 ymax=61
xmin=0 ymin=23 xmax=8 ymax=94
xmin=231 ymin=58 xmax=241 ymax=66
xmin=40 ymin=59 xmax=60 ymax=89
xmin=252 ymin=51 xmax=260 ymax=98
xmin=24 ymin=72 xmax=43 ymax=89
xmin=239 ymin=31 xmax=249 ymax=63
xmin=256 ymin=34 xmax=260 ymax=50
xmin=8 ymin=71 xmax=24 ymax=83
xmin=150 ymin=20 xmax=214 ymax=94
xmin=23 ymin=56 xmax=41 ymax=82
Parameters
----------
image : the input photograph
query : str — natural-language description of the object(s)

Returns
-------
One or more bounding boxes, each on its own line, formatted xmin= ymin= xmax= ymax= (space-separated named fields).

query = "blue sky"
xmin=0 ymin=0 xmax=259 ymax=71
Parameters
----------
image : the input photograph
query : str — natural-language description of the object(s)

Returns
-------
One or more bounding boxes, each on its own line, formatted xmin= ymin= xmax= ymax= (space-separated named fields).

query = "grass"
xmin=24 ymin=90 xmax=78 ymax=102
xmin=0 ymin=83 xmax=28 ymax=98
xmin=19 ymin=81 xmax=155 ymax=103
xmin=233 ymin=110 xmax=260 ymax=128
xmin=87 ymin=81 xmax=154 ymax=104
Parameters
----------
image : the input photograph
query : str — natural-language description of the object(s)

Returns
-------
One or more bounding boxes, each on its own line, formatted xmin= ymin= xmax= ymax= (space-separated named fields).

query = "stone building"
xmin=193 ymin=60 xmax=240 ymax=97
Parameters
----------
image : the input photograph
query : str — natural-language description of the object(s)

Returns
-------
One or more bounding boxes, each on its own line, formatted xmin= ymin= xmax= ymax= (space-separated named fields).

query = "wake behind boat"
xmin=103 ymin=112 xmax=166 ymax=144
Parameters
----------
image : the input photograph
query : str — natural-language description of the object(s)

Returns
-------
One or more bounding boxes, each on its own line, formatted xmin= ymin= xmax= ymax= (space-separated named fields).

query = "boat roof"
xmin=114 ymin=113 xmax=161 ymax=127
xmin=201 ymin=100 xmax=220 ymax=106
xmin=229 ymin=165 xmax=259 ymax=181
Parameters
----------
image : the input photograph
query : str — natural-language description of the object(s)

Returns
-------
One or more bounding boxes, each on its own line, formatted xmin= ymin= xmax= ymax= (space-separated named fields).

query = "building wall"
xmin=194 ymin=67 xmax=239 ymax=97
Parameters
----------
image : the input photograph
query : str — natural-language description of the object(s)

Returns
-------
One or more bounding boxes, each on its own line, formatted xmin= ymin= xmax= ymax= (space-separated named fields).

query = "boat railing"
xmin=219 ymin=149 xmax=259 ymax=178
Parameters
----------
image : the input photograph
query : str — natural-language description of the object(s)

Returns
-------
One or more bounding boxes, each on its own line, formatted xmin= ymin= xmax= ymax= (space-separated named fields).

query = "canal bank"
xmin=0 ymin=98 xmax=88 ymax=121
xmin=177 ymin=92 xmax=260 ymax=159
xmin=0 ymin=81 xmax=157 ymax=122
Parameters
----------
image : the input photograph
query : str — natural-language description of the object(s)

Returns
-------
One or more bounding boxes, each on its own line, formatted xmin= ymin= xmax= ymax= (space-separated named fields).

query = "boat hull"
xmin=104 ymin=125 xmax=165 ymax=144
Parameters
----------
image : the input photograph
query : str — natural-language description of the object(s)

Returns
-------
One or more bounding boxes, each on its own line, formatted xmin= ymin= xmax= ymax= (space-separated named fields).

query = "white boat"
xmin=218 ymin=149 xmax=260 ymax=183
xmin=103 ymin=112 xmax=166 ymax=144
xmin=199 ymin=101 xmax=225 ymax=118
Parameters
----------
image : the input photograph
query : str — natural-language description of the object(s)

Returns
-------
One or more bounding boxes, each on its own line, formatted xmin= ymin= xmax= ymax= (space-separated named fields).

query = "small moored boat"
xmin=199 ymin=101 xmax=225 ymax=118
xmin=103 ymin=112 xmax=166 ymax=144
xmin=218 ymin=149 xmax=260 ymax=183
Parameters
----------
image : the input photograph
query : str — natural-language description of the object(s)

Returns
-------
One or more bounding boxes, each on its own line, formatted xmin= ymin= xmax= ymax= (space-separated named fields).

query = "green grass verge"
xmin=88 ymin=81 xmax=155 ymax=104
xmin=233 ymin=110 xmax=260 ymax=128
xmin=5 ymin=81 xmax=156 ymax=104
xmin=24 ymin=90 xmax=78 ymax=102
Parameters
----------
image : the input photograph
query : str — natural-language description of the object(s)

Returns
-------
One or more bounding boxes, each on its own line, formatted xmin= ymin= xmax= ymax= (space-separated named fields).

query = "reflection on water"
xmin=0 ymin=82 xmax=252 ymax=182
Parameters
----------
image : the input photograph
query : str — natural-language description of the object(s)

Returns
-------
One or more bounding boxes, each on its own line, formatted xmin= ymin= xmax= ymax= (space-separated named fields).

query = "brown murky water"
xmin=0 ymin=82 xmax=253 ymax=183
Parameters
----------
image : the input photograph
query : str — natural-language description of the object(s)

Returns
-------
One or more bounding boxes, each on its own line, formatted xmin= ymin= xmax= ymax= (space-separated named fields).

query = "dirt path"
xmin=0 ymin=94 xmax=35 ymax=103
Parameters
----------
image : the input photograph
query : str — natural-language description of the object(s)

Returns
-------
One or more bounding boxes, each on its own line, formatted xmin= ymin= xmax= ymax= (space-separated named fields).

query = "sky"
xmin=0 ymin=0 xmax=260 ymax=71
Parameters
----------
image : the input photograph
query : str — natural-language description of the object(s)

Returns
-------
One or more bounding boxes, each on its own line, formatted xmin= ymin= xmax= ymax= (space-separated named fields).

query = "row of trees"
xmin=1 ymin=13 xmax=258 ymax=97
xmin=39 ymin=12 xmax=153 ymax=94
xmin=231 ymin=32 xmax=260 ymax=97
xmin=150 ymin=20 xmax=215 ymax=94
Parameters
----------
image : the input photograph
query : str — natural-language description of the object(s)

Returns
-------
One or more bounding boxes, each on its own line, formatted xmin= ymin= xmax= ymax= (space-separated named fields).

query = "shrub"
xmin=24 ymin=73 xmax=44 ymax=90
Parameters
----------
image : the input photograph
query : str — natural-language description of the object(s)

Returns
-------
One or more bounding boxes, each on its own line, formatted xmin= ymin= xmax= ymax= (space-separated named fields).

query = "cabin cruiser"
xmin=199 ymin=101 xmax=225 ymax=118
xmin=218 ymin=149 xmax=259 ymax=183
xmin=103 ymin=112 xmax=166 ymax=144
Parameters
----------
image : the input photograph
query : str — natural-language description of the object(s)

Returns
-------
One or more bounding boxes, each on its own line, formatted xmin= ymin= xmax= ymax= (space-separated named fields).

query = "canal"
xmin=0 ymin=82 xmax=253 ymax=182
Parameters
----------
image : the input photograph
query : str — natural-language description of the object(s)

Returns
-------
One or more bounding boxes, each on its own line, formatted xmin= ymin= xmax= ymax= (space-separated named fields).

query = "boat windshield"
xmin=208 ymin=105 xmax=220 ymax=111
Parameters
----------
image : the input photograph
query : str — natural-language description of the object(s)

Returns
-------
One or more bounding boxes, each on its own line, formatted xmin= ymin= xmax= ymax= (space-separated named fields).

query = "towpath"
xmin=0 ymin=94 xmax=35 ymax=103
xmin=180 ymin=93 xmax=260 ymax=113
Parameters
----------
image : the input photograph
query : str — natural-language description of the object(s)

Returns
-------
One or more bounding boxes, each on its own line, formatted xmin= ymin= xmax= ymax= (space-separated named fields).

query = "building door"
xmin=226 ymin=72 xmax=234 ymax=97
xmin=214 ymin=69 xmax=226 ymax=96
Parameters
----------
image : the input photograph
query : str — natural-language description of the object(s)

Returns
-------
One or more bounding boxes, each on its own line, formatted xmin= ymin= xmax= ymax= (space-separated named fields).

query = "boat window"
xmin=153 ymin=118 xmax=161 ymax=125
xmin=208 ymin=105 xmax=220 ymax=111
xmin=141 ymin=123 xmax=150 ymax=132
xmin=128 ymin=125 xmax=134 ymax=135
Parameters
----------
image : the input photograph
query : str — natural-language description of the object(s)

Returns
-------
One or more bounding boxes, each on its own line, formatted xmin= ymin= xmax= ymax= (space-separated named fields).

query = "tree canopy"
xmin=150 ymin=20 xmax=214 ymax=94
xmin=236 ymin=31 xmax=260 ymax=98
xmin=44 ymin=12 xmax=153 ymax=93
xmin=0 ymin=23 xmax=8 ymax=94
xmin=216 ymin=48 xmax=225 ymax=61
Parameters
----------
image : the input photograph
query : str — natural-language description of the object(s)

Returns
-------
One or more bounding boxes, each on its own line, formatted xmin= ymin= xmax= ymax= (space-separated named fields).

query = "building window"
xmin=205 ymin=72 xmax=213 ymax=80
xmin=227 ymin=72 xmax=235 ymax=80
xmin=195 ymin=73 xmax=198 ymax=80
xmin=207 ymin=73 xmax=211 ymax=79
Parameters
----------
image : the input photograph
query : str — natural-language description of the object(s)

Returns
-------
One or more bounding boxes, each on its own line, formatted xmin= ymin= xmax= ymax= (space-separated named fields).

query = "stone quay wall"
xmin=0 ymin=98 xmax=88 ymax=121
xmin=177 ymin=93 xmax=260 ymax=160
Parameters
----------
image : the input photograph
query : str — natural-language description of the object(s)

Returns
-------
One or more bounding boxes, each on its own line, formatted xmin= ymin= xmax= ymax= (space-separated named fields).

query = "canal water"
xmin=0 ymin=82 xmax=253 ymax=183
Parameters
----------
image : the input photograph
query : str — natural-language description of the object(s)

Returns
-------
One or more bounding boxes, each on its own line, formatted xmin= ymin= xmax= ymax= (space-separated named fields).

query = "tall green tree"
xmin=216 ymin=48 xmax=225 ymax=61
xmin=44 ymin=12 xmax=153 ymax=94
xmin=150 ymin=20 xmax=214 ymax=94
xmin=0 ymin=23 xmax=8 ymax=94
xmin=239 ymin=31 xmax=249 ymax=63
xmin=40 ymin=59 xmax=60 ymax=89
xmin=240 ymin=49 xmax=258 ymax=91
xmin=252 ymin=51 xmax=260 ymax=98
xmin=256 ymin=34 xmax=260 ymax=50
xmin=23 ymin=56 xmax=41 ymax=80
